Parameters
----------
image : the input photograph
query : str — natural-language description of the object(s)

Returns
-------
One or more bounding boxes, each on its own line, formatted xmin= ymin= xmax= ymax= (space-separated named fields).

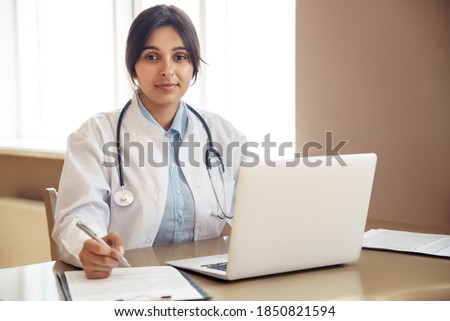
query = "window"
xmin=0 ymin=0 xmax=295 ymax=154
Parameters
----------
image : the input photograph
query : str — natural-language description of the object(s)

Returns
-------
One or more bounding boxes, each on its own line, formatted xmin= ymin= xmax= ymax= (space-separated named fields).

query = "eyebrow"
xmin=142 ymin=45 xmax=189 ymax=52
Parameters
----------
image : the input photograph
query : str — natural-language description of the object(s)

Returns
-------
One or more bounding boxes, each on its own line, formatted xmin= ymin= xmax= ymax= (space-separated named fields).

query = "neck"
xmin=139 ymin=94 xmax=179 ymax=131
xmin=151 ymin=107 xmax=177 ymax=131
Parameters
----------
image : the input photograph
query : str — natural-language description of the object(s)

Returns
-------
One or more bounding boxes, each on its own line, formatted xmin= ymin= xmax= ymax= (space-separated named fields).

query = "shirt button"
xmin=170 ymin=163 xmax=177 ymax=168
xmin=177 ymin=218 xmax=182 ymax=225
xmin=166 ymin=133 xmax=172 ymax=139
xmin=175 ymin=188 xmax=181 ymax=195
xmin=145 ymin=239 xmax=151 ymax=244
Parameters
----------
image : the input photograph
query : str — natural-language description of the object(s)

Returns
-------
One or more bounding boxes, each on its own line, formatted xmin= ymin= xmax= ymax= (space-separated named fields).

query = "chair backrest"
xmin=43 ymin=187 xmax=58 ymax=261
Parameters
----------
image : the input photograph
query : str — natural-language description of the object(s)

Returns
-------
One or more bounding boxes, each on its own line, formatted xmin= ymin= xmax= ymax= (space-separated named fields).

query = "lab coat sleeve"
xmin=52 ymin=115 xmax=115 ymax=267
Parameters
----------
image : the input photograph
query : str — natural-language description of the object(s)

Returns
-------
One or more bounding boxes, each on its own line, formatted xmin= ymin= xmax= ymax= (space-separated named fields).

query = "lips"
xmin=155 ymin=83 xmax=177 ymax=91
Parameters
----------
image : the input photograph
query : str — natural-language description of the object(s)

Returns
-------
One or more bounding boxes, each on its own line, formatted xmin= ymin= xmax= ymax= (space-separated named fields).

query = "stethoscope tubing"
xmin=116 ymin=100 xmax=132 ymax=188
xmin=114 ymin=99 xmax=232 ymax=219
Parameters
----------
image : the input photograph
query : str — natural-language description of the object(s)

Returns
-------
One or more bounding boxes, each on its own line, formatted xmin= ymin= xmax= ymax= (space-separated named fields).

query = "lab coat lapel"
xmin=178 ymin=110 xmax=208 ymax=190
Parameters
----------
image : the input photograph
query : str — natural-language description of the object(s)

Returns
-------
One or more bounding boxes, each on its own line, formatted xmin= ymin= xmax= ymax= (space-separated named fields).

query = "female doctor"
xmin=52 ymin=5 xmax=245 ymax=279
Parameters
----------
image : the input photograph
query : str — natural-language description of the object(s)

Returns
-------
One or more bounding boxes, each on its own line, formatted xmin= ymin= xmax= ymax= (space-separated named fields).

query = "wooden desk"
xmin=1 ymin=220 xmax=449 ymax=300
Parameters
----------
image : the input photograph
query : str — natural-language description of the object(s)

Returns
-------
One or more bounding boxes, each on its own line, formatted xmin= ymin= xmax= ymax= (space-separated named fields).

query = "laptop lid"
xmin=168 ymin=153 xmax=377 ymax=281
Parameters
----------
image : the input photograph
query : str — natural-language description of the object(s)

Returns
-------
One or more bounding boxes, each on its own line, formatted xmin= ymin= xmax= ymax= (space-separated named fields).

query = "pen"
xmin=76 ymin=221 xmax=132 ymax=267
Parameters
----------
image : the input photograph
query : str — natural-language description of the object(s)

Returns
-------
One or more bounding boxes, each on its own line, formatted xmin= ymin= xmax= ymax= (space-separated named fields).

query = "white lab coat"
xmin=52 ymin=95 xmax=245 ymax=267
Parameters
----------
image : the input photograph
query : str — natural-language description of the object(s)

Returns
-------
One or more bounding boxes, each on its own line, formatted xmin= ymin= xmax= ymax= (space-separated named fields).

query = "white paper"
xmin=64 ymin=266 xmax=205 ymax=301
xmin=363 ymin=229 xmax=450 ymax=257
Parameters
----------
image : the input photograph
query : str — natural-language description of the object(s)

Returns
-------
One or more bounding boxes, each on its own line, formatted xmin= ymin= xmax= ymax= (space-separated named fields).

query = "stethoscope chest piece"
xmin=114 ymin=187 xmax=134 ymax=207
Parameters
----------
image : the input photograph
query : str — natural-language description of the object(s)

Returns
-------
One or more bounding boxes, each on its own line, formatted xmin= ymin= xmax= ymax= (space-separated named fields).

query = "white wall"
xmin=0 ymin=0 xmax=19 ymax=138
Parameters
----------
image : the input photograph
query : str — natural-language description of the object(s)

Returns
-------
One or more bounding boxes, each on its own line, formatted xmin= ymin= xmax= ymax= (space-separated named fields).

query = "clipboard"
xmin=57 ymin=266 xmax=210 ymax=301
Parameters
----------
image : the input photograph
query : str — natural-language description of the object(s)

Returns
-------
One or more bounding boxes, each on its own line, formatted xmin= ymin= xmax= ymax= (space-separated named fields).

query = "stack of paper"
xmin=363 ymin=229 xmax=450 ymax=258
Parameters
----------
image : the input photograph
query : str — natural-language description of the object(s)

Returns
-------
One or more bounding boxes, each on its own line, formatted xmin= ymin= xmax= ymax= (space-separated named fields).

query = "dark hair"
xmin=125 ymin=5 xmax=203 ymax=86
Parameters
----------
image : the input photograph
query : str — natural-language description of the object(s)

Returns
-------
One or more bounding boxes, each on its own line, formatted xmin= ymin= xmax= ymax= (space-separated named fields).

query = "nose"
xmin=160 ymin=59 xmax=174 ymax=78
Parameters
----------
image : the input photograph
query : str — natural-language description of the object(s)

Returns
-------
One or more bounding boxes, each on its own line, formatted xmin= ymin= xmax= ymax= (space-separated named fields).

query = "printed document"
xmin=363 ymin=229 xmax=450 ymax=257
xmin=61 ymin=266 xmax=208 ymax=301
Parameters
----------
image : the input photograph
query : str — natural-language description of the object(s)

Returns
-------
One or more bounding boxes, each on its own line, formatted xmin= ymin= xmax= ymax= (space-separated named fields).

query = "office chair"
xmin=43 ymin=187 xmax=58 ymax=261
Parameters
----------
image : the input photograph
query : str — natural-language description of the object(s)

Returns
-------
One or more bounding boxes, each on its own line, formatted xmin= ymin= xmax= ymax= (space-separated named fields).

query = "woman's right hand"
xmin=79 ymin=231 xmax=125 ymax=279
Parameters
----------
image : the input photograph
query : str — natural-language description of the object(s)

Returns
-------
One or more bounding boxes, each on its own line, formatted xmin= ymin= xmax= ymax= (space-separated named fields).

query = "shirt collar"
xmin=137 ymin=97 xmax=188 ymax=139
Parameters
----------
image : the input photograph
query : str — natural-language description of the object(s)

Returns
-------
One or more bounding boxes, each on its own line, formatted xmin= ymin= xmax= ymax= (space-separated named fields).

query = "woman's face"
xmin=135 ymin=26 xmax=194 ymax=112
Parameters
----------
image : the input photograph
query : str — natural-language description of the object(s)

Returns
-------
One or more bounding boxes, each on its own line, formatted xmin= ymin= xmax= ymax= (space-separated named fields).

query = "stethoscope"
xmin=113 ymin=99 xmax=232 ymax=219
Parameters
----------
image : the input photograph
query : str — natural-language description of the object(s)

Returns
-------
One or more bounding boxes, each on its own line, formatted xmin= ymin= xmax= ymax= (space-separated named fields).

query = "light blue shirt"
xmin=137 ymin=99 xmax=195 ymax=244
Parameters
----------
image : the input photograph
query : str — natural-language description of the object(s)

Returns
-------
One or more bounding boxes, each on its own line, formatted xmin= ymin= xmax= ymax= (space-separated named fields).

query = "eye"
xmin=174 ymin=53 xmax=188 ymax=61
xmin=144 ymin=53 xmax=158 ymax=61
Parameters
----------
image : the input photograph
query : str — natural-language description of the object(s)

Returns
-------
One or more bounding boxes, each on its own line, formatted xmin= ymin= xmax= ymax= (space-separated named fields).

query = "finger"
xmin=84 ymin=268 xmax=113 ymax=279
xmin=102 ymin=232 xmax=125 ymax=261
xmin=80 ymin=240 xmax=119 ymax=268
xmin=80 ymin=252 xmax=118 ymax=279
xmin=81 ymin=251 xmax=120 ymax=269
xmin=103 ymin=231 xmax=124 ymax=250
xmin=85 ymin=239 xmax=112 ymax=256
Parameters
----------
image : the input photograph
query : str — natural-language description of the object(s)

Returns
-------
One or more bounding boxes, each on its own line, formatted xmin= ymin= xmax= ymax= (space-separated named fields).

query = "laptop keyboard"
xmin=201 ymin=261 xmax=228 ymax=271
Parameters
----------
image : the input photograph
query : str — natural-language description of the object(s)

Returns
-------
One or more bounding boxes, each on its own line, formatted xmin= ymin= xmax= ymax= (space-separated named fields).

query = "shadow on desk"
xmin=125 ymin=237 xmax=365 ymax=300
xmin=209 ymin=266 xmax=363 ymax=301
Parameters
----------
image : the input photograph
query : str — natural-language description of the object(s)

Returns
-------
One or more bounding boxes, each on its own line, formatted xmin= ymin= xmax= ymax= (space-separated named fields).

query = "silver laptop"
xmin=166 ymin=153 xmax=377 ymax=281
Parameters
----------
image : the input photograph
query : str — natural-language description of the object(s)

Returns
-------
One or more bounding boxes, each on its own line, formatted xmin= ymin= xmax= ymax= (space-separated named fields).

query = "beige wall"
xmin=296 ymin=0 xmax=450 ymax=231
